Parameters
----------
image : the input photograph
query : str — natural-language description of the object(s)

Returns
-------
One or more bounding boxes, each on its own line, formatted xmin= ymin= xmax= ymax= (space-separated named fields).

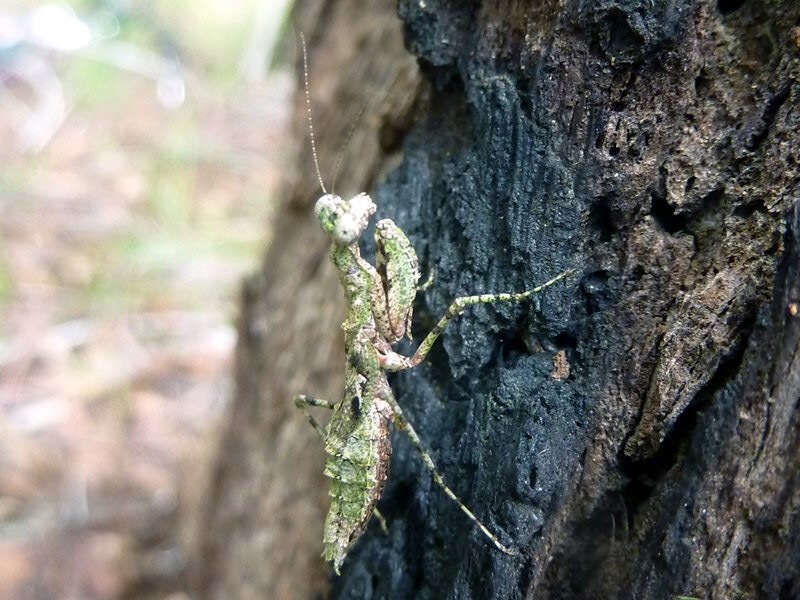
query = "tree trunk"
xmin=194 ymin=1 xmax=800 ymax=599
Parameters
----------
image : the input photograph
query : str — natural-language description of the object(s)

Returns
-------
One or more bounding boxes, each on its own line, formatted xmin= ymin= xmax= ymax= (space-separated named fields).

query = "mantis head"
xmin=314 ymin=193 xmax=376 ymax=246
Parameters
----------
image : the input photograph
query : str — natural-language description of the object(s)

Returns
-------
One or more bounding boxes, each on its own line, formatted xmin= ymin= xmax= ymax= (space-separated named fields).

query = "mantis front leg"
xmin=379 ymin=268 xmax=575 ymax=372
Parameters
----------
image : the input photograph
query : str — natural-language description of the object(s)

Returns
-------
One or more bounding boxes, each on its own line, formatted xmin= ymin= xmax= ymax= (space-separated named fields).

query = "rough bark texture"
xmin=194 ymin=1 xmax=800 ymax=599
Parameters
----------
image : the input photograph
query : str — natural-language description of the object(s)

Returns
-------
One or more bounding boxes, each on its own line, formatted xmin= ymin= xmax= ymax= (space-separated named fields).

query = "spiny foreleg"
xmin=381 ymin=393 xmax=517 ymax=556
xmin=292 ymin=394 xmax=389 ymax=534
xmin=380 ymin=268 xmax=574 ymax=372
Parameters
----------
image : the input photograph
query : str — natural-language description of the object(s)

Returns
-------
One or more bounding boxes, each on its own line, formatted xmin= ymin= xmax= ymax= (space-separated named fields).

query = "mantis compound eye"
xmin=314 ymin=194 xmax=342 ymax=235
xmin=348 ymin=193 xmax=376 ymax=220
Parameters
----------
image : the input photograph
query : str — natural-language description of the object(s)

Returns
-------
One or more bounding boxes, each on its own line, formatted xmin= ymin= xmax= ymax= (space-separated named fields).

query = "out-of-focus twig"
xmin=0 ymin=3 xmax=189 ymax=152
xmin=0 ymin=50 xmax=66 ymax=152
xmin=238 ymin=0 xmax=293 ymax=83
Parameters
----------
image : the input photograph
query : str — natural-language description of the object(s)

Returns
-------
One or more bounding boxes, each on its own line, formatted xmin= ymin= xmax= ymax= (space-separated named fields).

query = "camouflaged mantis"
xmin=293 ymin=34 xmax=574 ymax=574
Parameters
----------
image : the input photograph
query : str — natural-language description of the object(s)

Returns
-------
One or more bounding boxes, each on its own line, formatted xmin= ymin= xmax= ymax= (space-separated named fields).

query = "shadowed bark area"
xmin=195 ymin=0 xmax=800 ymax=598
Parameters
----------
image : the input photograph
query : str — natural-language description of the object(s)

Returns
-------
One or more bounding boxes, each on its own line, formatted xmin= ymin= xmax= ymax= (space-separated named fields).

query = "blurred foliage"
xmin=64 ymin=59 xmax=126 ymax=108
xmin=0 ymin=254 xmax=10 ymax=305
xmin=0 ymin=1 xmax=293 ymax=597
xmin=1 ymin=0 xmax=292 ymax=319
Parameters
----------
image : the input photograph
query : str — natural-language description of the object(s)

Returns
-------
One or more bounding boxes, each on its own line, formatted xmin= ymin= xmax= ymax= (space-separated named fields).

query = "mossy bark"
xmin=194 ymin=1 xmax=800 ymax=598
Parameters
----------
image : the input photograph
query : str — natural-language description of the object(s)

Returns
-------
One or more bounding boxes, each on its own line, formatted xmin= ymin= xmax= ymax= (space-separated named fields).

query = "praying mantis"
xmin=293 ymin=33 xmax=574 ymax=574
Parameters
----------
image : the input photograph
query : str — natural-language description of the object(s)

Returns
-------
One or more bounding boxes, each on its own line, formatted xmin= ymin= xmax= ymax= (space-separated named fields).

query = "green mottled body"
xmin=322 ymin=241 xmax=394 ymax=572
xmin=311 ymin=193 xmax=416 ymax=573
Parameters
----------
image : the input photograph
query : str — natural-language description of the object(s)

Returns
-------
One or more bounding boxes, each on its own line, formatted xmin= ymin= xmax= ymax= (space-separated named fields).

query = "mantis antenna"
xmin=330 ymin=97 xmax=370 ymax=195
xmin=300 ymin=32 xmax=327 ymax=194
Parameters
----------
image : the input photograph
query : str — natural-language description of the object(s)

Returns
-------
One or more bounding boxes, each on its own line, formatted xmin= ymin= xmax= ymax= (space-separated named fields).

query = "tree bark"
xmin=194 ymin=1 xmax=800 ymax=599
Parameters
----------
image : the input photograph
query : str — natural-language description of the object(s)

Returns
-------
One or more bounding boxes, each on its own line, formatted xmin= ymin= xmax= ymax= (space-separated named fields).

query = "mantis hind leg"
xmin=292 ymin=394 xmax=389 ymax=534
xmin=381 ymin=393 xmax=517 ymax=556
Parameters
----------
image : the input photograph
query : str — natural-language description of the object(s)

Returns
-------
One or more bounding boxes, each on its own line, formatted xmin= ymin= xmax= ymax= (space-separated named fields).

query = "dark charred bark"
xmin=194 ymin=1 xmax=800 ymax=599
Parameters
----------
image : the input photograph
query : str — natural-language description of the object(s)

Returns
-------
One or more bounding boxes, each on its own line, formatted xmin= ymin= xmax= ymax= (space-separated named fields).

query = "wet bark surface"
xmin=195 ymin=1 xmax=800 ymax=599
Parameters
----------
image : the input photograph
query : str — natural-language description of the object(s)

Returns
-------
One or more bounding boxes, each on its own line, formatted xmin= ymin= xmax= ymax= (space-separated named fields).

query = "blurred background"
xmin=0 ymin=1 xmax=293 ymax=597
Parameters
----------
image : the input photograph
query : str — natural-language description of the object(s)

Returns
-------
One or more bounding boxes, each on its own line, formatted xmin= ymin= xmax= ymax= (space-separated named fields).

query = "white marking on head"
xmin=334 ymin=212 xmax=361 ymax=244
